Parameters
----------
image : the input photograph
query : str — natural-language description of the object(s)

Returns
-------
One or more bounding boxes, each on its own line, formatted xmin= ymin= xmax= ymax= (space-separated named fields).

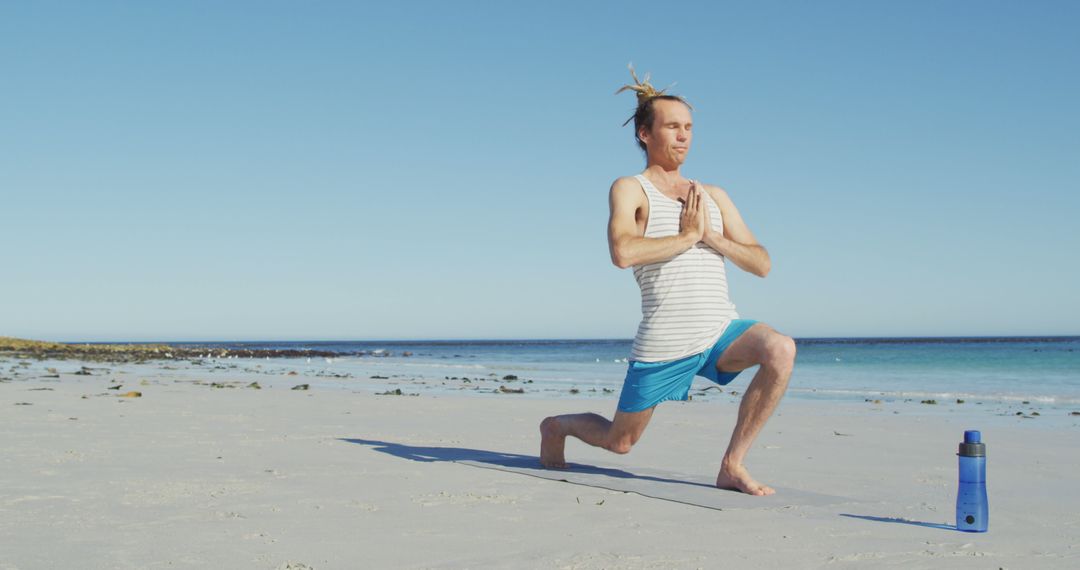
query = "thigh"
xmin=714 ymin=322 xmax=778 ymax=373
xmin=609 ymin=406 xmax=655 ymax=444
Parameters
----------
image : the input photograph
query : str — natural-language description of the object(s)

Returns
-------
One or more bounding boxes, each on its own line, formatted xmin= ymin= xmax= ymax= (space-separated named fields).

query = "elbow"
xmin=757 ymin=259 xmax=772 ymax=278
xmin=611 ymin=246 xmax=632 ymax=269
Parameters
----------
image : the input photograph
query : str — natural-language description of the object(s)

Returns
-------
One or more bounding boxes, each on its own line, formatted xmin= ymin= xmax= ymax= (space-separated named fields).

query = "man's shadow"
xmin=340 ymin=438 xmax=716 ymax=490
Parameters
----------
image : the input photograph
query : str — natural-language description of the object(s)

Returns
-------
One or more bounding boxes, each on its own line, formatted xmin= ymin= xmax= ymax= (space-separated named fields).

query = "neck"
xmin=644 ymin=162 xmax=682 ymax=185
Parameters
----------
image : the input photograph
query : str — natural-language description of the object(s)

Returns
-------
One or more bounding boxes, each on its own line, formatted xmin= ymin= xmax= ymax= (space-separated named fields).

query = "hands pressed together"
xmin=678 ymin=180 xmax=715 ymax=244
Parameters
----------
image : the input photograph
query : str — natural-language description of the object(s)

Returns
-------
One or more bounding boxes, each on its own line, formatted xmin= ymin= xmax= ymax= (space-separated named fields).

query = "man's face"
xmin=640 ymin=99 xmax=692 ymax=165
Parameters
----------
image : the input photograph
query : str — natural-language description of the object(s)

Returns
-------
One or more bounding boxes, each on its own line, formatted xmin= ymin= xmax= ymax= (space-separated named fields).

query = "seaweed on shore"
xmin=0 ymin=336 xmax=360 ymax=363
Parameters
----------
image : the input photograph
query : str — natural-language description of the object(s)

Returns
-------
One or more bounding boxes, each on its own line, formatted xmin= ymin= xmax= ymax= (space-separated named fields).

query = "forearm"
xmin=703 ymin=232 xmax=771 ymax=277
xmin=613 ymin=232 xmax=696 ymax=269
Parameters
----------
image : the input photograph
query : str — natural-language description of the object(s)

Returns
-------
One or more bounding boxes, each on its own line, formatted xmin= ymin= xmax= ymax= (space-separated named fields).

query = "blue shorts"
xmin=617 ymin=319 xmax=759 ymax=413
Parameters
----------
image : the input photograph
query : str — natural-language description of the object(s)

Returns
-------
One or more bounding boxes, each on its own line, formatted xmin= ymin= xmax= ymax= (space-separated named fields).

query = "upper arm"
xmin=706 ymin=185 xmax=760 ymax=246
xmin=608 ymin=176 xmax=645 ymax=268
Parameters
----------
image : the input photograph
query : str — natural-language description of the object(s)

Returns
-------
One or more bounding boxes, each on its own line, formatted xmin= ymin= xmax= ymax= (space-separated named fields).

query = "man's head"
xmin=633 ymin=96 xmax=692 ymax=165
xmin=616 ymin=65 xmax=693 ymax=165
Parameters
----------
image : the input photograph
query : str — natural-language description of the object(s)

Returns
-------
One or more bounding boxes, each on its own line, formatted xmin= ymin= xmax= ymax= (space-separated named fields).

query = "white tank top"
xmin=630 ymin=174 xmax=740 ymax=362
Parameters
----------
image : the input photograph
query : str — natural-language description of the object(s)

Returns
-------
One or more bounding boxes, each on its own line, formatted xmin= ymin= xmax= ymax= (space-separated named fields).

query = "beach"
xmin=2 ymin=356 xmax=1078 ymax=569
xmin=6 ymin=1 xmax=1079 ymax=568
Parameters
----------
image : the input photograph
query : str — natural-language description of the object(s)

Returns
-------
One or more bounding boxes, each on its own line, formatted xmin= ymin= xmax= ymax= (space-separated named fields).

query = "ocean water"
xmin=160 ymin=337 xmax=1080 ymax=410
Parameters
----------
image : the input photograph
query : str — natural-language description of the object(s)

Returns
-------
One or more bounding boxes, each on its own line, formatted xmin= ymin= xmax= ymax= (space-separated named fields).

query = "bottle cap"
xmin=959 ymin=429 xmax=986 ymax=457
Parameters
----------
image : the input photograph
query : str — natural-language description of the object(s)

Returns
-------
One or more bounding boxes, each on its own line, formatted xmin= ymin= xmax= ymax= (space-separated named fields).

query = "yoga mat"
xmin=456 ymin=458 xmax=851 ymax=511
xmin=340 ymin=439 xmax=851 ymax=512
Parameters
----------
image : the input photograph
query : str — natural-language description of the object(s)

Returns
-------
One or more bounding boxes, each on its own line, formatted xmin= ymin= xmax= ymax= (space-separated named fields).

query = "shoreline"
xmin=5 ymin=351 xmax=1079 ymax=429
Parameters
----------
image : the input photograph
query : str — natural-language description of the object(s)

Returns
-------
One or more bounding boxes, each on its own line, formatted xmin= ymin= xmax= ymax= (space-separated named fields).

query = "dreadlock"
xmin=615 ymin=63 xmax=693 ymax=152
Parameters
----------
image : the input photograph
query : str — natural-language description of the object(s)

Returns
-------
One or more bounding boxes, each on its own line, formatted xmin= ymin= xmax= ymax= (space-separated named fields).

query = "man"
xmin=539 ymin=69 xmax=796 ymax=496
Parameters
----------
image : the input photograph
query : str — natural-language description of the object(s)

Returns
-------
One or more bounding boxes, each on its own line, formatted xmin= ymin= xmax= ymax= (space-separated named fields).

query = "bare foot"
xmin=716 ymin=462 xmax=775 ymax=496
xmin=539 ymin=416 xmax=568 ymax=468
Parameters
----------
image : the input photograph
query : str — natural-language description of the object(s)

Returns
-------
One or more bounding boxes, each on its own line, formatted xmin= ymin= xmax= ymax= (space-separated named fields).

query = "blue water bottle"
xmin=956 ymin=430 xmax=988 ymax=532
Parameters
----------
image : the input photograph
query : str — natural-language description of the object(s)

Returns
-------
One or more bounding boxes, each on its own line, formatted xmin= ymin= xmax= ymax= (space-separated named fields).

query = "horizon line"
xmin=45 ymin=334 xmax=1080 ymax=345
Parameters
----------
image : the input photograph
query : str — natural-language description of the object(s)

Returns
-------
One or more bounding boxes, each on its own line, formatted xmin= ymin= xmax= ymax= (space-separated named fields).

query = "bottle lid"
xmin=959 ymin=429 xmax=985 ymax=457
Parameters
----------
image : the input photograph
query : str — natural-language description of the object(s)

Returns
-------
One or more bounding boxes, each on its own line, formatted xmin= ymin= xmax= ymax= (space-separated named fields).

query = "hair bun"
xmin=614 ymin=62 xmax=669 ymax=105
xmin=615 ymin=63 xmax=691 ymax=126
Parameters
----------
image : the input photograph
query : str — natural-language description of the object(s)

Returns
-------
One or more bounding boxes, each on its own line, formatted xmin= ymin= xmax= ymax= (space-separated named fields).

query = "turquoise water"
xmin=789 ymin=338 xmax=1080 ymax=407
xmin=153 ymin=337 xmax=1080 ymax=409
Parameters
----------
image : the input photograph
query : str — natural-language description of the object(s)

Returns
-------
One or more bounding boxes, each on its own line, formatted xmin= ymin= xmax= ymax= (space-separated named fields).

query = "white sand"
xmin=2 ymin=365 xmax=1078 ymax=569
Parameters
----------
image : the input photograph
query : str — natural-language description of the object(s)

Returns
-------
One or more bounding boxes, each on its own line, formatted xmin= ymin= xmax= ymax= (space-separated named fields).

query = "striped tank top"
xmin=630 ymin=174 xmax=740 ymax=362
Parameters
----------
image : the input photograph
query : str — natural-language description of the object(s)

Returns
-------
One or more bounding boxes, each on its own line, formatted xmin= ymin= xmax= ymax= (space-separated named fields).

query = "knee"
xmin=605 ymin=437 xmax=634 ymax=455
xmin=765 ymin=333 xmax=797 ymax=369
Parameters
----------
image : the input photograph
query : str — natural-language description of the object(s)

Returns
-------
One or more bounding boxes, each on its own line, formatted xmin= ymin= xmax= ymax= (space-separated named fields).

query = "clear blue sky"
xmin=2 ymin=1 xmax=1078 ymax=341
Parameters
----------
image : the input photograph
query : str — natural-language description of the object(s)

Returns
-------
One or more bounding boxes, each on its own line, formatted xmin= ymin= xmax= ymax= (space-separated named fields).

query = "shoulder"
xmin=609 ymin=176 xmax=646 ymax=202
xmin=699 ymin=182 xmax=730 ymax=201
xmin=610 ymin=175 xmax=642 ymax=192
xmin=700 ymin=182 xmax=734 ymax=208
